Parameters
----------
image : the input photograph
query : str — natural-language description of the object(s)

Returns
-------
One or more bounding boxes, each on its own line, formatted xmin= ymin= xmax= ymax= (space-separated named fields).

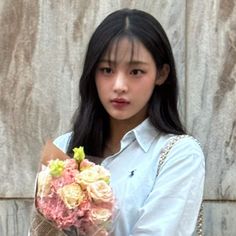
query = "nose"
xmin=113 ymin=73 xmax=128 ymax=93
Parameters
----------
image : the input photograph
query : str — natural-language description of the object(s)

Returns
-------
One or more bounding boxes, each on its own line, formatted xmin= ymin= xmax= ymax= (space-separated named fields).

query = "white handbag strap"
xmin=157 ymin=135 xmax=203 ymax=236
xmin=157 ymin=135 xmax=189 ymax=175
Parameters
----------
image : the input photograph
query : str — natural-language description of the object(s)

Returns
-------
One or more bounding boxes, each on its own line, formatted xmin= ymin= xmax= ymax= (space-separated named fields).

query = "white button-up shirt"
xmin=53 ymin=119 xmax=205 ymax=236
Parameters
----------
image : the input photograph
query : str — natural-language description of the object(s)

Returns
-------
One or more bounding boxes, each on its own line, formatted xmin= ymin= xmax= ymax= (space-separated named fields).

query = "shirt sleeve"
xmin=130 ymin=137 xmax=205 ymax=236
xmin=53 ymin=132 xmax=72 ymax=153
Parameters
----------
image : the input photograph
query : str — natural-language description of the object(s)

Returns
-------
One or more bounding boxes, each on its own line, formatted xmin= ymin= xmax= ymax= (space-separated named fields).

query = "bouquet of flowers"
xmin=35 ymin=141 xmax=115 ymax=236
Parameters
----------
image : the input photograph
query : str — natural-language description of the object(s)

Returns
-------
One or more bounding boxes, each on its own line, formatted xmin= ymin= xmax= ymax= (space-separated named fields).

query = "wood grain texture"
xmin=0 ymin=0 xmax=236 ymax=235
xmin=0 ymin=199 xmax=33 ymax=236
xmin=185 ymin=0 xmax=236 ymax=199
xmin=0 ymin=0 xmax=186 ymax=198
xmin=203 ymin=201 xmax=236 ymax=236
xmin=0 ymin=0 xmax=41 ymax=198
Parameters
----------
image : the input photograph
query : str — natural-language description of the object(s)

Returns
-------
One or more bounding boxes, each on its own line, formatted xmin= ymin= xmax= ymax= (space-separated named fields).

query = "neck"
xmin=106 ymin=116 xmax=146 ymax=152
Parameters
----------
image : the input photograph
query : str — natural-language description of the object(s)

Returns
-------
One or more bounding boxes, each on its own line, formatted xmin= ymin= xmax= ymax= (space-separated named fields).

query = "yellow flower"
xmin=58 ymin=183 xmax=85 ymax=209
xmin=73 ymin=146 xmax=85 ymax=163
xmin=48 ymin=159 xmax=65 ymax=177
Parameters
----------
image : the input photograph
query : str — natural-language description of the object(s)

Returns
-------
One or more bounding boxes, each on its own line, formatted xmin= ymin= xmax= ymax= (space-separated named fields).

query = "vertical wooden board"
xmin=0 ymin=0 xmax=42 ymax=197
xmin=186 ymin=0 xmax=236 ymax=199
xmin=0 ymin=199 xmax=33 ymax=236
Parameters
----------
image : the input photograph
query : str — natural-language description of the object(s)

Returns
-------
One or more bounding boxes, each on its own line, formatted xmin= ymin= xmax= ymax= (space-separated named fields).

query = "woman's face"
xmin=95 ymin=37 xmax=166 ymax=124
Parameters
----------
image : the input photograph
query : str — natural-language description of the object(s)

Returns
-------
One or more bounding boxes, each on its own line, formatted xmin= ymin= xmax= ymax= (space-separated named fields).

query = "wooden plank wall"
xmin=0 ymin=0 xmax=235 ymax=235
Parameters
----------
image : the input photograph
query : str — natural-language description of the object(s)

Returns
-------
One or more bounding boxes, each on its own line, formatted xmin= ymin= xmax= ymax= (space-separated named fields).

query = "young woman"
xmin=53 ymin=8 xmax=205 ymax=236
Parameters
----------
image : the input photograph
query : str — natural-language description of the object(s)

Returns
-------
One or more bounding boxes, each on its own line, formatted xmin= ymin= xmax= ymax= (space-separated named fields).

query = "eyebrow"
xmin=99 ymin=59 xmax=148 ymax=65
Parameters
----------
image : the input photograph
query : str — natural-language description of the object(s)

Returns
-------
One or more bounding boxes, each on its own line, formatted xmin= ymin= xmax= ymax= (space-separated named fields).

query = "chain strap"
xmin=196 ymin=204 xmax=204 ymax=236
xmin=157 ymin=135 xmax=203 ymax=236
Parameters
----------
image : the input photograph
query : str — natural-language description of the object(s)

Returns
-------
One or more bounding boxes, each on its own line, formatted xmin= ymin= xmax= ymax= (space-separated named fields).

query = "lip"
xmin=110 ymin=98 xmax=130 ymax=108
xmin=111 ymin=98 xmax=129 ymax=103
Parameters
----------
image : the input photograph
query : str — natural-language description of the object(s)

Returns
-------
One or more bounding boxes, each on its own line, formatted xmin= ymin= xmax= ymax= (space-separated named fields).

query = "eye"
xmin=130 ymin=69 xmax=145 ymax=76
xmin=99 ymin=67 xmax=113 ymax=75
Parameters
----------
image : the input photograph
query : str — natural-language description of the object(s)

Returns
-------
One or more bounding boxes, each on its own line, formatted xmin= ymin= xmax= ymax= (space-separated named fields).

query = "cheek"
xmin=95 ymin=79 xmax=108 ymax=103
xmin=135 ymin=84 xmax=156 ymax=106
xmin=95 ymin=77 xmax=103 ymax=93
xmin=134 ymin=80 xmax=156 ymax=97
xmin=95 ymin=75 xmax=107 ymax=91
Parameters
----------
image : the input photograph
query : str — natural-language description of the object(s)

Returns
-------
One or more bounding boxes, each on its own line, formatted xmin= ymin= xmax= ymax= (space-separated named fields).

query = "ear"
xmin=155 ymin=64 xmax=170 ymax=85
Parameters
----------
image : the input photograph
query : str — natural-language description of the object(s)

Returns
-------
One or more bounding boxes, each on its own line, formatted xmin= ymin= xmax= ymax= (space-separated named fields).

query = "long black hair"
xmin=67 ymin=8 xmax=185 ymax=157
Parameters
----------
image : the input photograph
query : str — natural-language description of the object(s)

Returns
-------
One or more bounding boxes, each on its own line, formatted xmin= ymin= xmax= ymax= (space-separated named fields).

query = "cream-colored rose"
xmin=75 ymin=169 xmax=100 ymax=189
xmin=58 ymin=183 xmax=85 ymax=209
xmin=37 ymin=169 xmax=52 ymax=197
xmin=87 ymin=180 xmax=113 ymax=203
xmin=90 ymin=207 xmax=112 ymax=224
xmin=92 ymin=166 xmax=111 ymax=183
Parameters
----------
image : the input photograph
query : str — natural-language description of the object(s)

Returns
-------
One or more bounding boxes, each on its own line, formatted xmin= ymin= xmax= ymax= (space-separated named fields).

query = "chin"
xmin=109 ymin=113 xmax=132 ymax=121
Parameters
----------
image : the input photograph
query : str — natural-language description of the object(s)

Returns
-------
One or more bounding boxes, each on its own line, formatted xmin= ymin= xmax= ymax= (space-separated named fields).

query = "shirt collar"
xmin=121 ymin=118 xmax=159 ymax=153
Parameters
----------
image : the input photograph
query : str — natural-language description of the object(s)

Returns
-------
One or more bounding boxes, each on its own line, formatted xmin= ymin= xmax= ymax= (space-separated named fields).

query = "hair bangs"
xmin=98 ymin=33 xmax=141 ymax=66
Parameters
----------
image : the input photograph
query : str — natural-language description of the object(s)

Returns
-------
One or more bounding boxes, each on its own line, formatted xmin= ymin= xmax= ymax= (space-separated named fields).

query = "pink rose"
xmin=80 ymin=159 xmax=95 ymax=171
xmin=64 ymin=159 xmax=78 ymax=170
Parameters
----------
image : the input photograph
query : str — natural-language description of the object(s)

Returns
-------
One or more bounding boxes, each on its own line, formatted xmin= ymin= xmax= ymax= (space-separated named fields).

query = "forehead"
xmin=100 ymin=37 xmax=153 ymax=64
